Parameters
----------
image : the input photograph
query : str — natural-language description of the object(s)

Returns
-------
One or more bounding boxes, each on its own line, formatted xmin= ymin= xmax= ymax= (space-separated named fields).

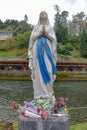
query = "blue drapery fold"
xmin=36 ymin=35 xmax=57 ymax=84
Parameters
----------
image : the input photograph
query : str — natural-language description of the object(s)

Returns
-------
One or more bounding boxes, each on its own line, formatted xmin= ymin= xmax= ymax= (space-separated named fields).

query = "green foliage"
xmin=64 ymin=43 xmax=73 ymax=51
xmin=0 ymin=19 xmax=19 ymax=31
xmin=71 ymin=123 xmax=87 ymax=130
xmin=57 ymin=43 xmax=71 ymax=55
xmin=55 ymin=26 xmax=68 ymax=44
xmin=56 ymin=72 xmax=87 ymax=81
xmin=67 ymin=36 xmax=79 ymax=44
xmin=0 ymin=51 xmax=5 ymax=58
xmin=80 ymin=30 xmax=87 ymax=58
xmin=13 ymin=21 xmax=30 ymax=36
xmin=0 ymin=41 xmax=6 ymax=51
xmin=0 ymin=19 xmax=4 ymax=29
xmin=16 ymin=48 xmax=28 ymax=58
xmin=0 ymin=37 xmax=17 ymax=51
xmin=61 ymin=48 xmax=70 ymax=55
xmin=74 ymin=43 xmax=80 ymax=50
xmin=57 ymin=44 xmax=62 ymax=53
xmin=4 ymin=19 xmax=19 ymax=30
xmin=54 ymin=5 xmax=68 ymax=44
xmin=0 ymin=19 xmax=31 ymax=36
xmin=73 ymin=51 xmax=81 ymax=58
xmin=17 ymin=31 xmax=31 ymax=49
xmin=67 ymin=36 xmax=80 ymax=50
xmin=56 ymin=72 xmax=69 ymax=78
xmin=3 ymin=37 xmax=17 ymax=50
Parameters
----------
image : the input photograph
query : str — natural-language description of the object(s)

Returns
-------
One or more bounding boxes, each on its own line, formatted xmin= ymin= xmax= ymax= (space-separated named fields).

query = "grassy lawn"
xmin=71 ymin=123 xmax=87 ymax=130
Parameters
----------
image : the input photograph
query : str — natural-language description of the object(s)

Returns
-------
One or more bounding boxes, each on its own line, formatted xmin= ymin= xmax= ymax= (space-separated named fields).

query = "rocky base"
xmin=18 ymin=114 xmax=70 ymax=130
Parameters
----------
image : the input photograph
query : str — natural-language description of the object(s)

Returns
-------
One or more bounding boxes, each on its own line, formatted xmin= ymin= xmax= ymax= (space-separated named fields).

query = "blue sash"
xmin=36 ymin=35 xmax=57 ymax=84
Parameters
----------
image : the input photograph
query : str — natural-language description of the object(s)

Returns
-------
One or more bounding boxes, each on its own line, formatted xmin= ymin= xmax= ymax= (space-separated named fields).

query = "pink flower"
xmin=41 ymin=111 xmax=49 ymax=118
xmin=61 ymin=101 xmax=66 ymax=106
xmin=65 ymin=98 xmax=68 ymax=101
xmin=53 ymin=101 xmax=59 ymax=107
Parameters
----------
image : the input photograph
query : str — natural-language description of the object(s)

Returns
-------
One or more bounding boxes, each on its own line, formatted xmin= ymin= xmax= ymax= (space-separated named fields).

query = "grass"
xmin=70 ymin=49 xmax=87 ymax=62
xmin=71 ymin=123 xmax=87 ymax=130
xmin=0 ymin=48 xmax=28 ymax=59
xmin=0 ymin=51 xmax=6 ymax=58
xmin=0 ymin=121 xmax=18 ymax=130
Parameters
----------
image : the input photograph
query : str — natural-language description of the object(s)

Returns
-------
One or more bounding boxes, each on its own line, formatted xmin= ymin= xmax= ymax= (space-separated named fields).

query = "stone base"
xmin=18 ymin=114 xmax=70 ymax=130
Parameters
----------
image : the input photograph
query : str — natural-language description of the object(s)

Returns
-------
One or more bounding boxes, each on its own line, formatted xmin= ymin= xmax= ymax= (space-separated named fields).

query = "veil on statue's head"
xmin=37 ymin=11 xmax=51 ymax=26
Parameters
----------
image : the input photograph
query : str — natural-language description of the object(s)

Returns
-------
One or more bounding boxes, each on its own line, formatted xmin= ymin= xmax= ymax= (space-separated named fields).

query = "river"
xmin=0 ymin=80 xmax=87 ymax=124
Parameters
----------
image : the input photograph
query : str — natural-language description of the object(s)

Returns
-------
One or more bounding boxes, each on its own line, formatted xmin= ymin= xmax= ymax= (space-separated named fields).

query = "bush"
xmin=17 ymin=31 xmax=31 ymax=49
xmin=57 ymin=44 xmax=62 ymax=53
xmin=61 ymin=48 xmax=70 ymax=55
xmin=57 ymin=43 xmax=70 ymax=55
xmin=64 ymin=43 xmax=73 ymax=51
xmin=3 ymin=37 xmax=17 ymax=50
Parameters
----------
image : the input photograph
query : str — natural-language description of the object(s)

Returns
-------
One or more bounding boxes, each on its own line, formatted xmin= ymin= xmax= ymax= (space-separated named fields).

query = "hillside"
xmin=0 ymin=48 xmax=28 ymax=59
xmin=0 ymin=43 xmax=87 ymax=62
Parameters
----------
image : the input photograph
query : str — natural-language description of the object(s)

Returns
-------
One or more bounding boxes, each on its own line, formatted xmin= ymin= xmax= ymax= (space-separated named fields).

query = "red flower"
xmin=37 ymin=107 xmax=40 ymax=113
xmin=12 ymin=103 xmax=19 ymax=110
xmin=54 ymin=109 xmax=58 ymax=114
xmin=21 ymin=111 xmax=30 ymax=118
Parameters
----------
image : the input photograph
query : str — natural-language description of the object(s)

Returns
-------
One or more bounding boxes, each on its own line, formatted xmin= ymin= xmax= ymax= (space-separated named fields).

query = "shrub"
xmin=17 ymin=31 xmax=31 ymax=49
xmin=57 ymin=43 xmax=70 ymax=55
xmin=61 ymin=48 xmax=70 ymax=55
xmin=64 ymin=43 xmax=73 ymax=51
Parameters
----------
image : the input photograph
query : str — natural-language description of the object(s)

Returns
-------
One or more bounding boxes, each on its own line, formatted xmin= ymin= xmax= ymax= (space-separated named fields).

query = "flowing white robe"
xmin=28 ymin=24 xmax=57 ymax=99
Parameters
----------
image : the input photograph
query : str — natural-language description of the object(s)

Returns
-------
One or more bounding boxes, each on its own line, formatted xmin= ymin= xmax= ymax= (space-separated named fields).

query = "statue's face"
xmin=40 ymin=11 xmax=47 ymax=21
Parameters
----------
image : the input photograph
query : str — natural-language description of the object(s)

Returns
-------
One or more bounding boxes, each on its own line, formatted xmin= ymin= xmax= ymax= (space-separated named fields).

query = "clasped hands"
xmin=40 ymin=25 xmax=48 ymax=36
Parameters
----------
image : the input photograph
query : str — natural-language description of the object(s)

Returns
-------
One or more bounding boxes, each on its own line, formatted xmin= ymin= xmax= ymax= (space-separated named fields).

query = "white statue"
xmin=28 ymin=11 xmax=57 ymax=99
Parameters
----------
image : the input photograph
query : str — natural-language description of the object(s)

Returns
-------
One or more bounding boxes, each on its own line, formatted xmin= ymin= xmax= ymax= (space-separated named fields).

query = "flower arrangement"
xmin=52 ymin=97 xmax=68 ymax=114
xmin=12 ymin=102 xmax=49 ymax=119
xmin=12 ymin=97 xmax=68 ymax=119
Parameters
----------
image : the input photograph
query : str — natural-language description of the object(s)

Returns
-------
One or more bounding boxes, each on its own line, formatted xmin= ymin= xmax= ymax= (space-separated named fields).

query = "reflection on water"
xmin=0 ymin=80 xmax=87 ymax=124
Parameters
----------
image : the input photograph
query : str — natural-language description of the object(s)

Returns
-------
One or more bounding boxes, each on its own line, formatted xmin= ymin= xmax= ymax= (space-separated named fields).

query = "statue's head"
xmin=39 ymin=11 xmax=48 ymax=21
xmin=39 ymin=11 xmax=49 ymax=25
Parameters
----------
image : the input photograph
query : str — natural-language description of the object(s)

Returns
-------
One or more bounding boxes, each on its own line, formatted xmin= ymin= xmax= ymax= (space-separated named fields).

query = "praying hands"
xmin=40 ymin=25 xmax=48 ymax=36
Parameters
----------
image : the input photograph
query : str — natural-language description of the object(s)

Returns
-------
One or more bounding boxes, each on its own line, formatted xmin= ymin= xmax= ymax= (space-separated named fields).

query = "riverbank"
xmin=0 ymin=71 xmax=87 ymax=81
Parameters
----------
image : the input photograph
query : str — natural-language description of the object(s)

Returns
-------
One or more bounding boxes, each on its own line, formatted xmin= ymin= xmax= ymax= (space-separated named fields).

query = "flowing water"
xmin=0 ymin=80 xmax=87 ymax=124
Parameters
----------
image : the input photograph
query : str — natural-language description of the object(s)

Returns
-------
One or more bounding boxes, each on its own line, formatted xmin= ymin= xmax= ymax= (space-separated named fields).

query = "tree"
xmin=17 ymin=31 xmax=31 ymax=49
xmin=80 ymin=29 xmax=87 ymax=58
xmin=13 ymin=20 xmax=30 ymax=36
xmin=4 ymin=19 xmax=19 ymax=31
xmin=67 ymin=12 xmax=86 ymax=46
xmin=24 ymin=14 xmax=28 ymax=22
xmin=4 ymin=37 xmax=17 ymax=50
xmin=71 ymin=12 xmax=85 ymax=36
xmin=0 ymin=19 xmax=4 ymax=29
xmin=54 ymin=5 xmax=68 ymax=44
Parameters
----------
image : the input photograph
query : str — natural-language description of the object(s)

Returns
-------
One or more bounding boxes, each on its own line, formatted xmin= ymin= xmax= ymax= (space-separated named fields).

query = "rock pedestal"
xmin=18 ymin=114 xmax=70 ymax=130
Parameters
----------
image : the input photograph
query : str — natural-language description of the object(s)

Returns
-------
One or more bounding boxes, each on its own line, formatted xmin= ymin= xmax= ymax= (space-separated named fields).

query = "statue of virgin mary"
xmin=28 ymin=11 xmax=57 ymax=112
